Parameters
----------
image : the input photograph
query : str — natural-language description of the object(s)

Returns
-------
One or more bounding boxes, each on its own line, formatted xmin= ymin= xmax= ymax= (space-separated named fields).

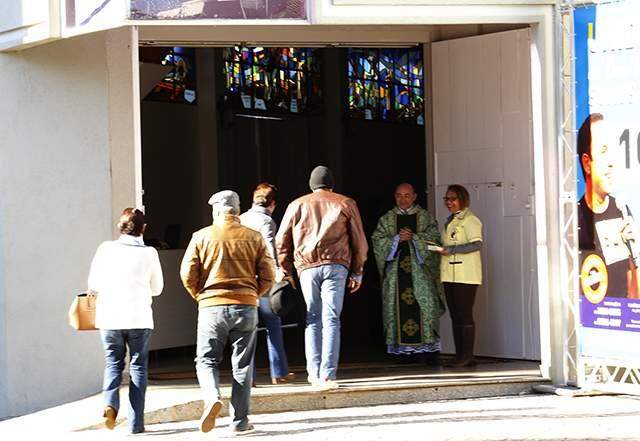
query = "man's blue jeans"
xmin=299 ymin=264 xmax=349 ymax=381
xmin=100 ymin=328 xmax=152 ymax=433
xmin=195 ymin=305 xmax=258 ymax=430
xmin=253 ymin=296 xmax=289 ymax=380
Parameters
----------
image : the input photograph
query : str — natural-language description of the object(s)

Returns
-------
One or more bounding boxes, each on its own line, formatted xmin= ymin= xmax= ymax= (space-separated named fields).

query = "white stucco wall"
xmin=0 ymin=27 xmax=139 ymax=418
xmin=0 ymin=202 xmax=7 ymax=418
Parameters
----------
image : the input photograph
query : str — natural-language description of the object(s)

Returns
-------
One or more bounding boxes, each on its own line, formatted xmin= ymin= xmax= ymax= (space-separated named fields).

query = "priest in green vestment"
xmin=372 ymin=183 xmax=445 ymax=357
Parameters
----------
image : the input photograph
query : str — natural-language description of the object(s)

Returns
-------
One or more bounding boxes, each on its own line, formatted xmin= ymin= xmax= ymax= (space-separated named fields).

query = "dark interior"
xmin=141 ymin=47 xmax=427 ymax=370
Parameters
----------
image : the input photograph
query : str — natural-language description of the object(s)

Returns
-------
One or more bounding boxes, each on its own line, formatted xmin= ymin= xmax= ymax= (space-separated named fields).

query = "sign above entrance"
xmin=130 ymin=0 xmax=307 ymax=20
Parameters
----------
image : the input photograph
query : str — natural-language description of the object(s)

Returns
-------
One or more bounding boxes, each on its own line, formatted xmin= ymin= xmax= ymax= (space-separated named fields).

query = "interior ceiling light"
xmin=235 ymin=114 xmax=284 ymax=121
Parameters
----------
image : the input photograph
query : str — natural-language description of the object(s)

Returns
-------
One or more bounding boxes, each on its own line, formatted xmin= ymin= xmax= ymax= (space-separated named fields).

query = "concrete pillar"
xmin=107 ymin=27 xmax=142 ymax=230
xmin=530 ymin=13 xmax=564 ymax=384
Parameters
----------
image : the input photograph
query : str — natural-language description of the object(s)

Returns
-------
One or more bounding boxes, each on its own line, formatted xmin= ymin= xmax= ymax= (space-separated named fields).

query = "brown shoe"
xmin=103 ymin=405 xmax=117 ymax=430
xmin=271 ymin=372 xmax=296 ymax=385
xmin=199 ymin=400 xmax=223 ymax=433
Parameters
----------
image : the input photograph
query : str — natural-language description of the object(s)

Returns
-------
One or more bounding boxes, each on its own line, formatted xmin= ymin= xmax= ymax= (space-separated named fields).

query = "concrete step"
xmin=77 ymin=360 xmax=548 ymax=431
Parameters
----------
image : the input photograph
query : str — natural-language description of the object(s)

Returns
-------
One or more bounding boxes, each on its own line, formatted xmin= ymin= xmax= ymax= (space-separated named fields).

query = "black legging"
xmin=444 ymin=282 xmax=478 ymax=361
xmin=443 ymin=282 xmax=477 ymax=326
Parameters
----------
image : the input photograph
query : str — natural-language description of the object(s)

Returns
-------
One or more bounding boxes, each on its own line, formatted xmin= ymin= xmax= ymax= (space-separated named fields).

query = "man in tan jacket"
xmin=276 ymin=165 xmax=368 ymax=390
xmin=180 ymin=190 xmax=274 ymax=435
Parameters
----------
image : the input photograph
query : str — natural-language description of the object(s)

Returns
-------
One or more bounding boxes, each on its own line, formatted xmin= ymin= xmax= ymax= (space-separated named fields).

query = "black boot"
xmin=396 ymin=353 xmax=418 ymax=364
xmin=422 ymin=351 xmax=441 ymax=367
xmin=444 ymin=325 xmax=463 ymax=366
xmin=450 ymin=325 xmax=476 ymax=367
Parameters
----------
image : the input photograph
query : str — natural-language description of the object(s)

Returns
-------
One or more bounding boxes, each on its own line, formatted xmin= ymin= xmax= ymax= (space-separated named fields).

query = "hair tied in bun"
xmin=118 ymin=208 xmax=145 ymax=236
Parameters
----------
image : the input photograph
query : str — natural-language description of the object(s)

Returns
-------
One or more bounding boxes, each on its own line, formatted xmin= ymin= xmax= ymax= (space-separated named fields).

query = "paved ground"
xmin=3 ymin=393 xmax=640 ymax=440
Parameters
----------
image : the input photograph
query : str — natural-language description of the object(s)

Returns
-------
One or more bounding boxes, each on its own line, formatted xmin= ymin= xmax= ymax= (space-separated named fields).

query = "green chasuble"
xmin=371 ymin=205 xmax=445 ymax=353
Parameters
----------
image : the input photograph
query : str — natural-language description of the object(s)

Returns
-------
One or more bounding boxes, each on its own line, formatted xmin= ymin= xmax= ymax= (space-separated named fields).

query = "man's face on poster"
xmin=583 ymin=120 xmax=616 ymax=197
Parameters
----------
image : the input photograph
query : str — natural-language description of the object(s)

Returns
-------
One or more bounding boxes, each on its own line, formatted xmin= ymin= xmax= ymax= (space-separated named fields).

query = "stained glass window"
xmin=143 ymin=47 xmax=197 ymax=105
xmin=348 ymin=47 xmax=424 ymax=125
xmin=223 ymin=46 xmax=322 ymax=114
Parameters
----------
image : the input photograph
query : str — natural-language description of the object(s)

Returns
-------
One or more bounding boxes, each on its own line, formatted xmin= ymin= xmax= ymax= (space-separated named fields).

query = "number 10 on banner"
xmin=619 ymin=129 xmax=640 ymax=170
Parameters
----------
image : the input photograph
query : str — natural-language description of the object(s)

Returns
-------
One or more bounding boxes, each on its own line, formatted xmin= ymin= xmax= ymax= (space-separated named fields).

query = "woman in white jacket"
xmin=88 ymin=208 xmax=164 ymax=433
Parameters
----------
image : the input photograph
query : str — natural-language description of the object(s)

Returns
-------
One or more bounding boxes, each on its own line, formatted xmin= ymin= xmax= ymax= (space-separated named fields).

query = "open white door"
xmin=432 ymin=28 xmax=540 ymax=360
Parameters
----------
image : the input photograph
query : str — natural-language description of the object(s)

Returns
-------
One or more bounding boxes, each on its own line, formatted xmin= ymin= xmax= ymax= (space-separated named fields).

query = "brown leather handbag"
xmin=68 ymin=292 xmax=98 ymax=331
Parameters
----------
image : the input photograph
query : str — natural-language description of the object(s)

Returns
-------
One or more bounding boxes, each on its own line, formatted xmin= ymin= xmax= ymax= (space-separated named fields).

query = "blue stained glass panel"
xmin=409 ymin=49 xmax=423 ymax=89
xmin=254 ymin=47 xmax=269 ymax=67
xmin=348 ymin=47 xmax=424 ymax=124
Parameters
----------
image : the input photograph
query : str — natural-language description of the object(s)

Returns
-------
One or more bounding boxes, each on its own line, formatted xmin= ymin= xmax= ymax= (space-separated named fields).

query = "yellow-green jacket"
xmin=440 ymin=208 xmax=483 ymax=285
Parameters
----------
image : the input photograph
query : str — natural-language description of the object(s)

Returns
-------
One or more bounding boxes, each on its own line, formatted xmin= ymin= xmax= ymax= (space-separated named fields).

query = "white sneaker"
xmin=199 ymin=400 xmax=223 ymax=433
xmin=317 ymin=379 xmax=340 ymax=391
xmin=307 ymin=375 xmax=321 ymax=386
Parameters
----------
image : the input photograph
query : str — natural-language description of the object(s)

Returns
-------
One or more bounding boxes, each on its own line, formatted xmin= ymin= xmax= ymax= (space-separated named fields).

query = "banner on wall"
xmin=575 ymin=1 xmax=640 ymax=361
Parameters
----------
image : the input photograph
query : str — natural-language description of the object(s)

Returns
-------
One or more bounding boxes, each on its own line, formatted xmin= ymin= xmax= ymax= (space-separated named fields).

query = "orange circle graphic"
xmin=580 ymin=253 xmax=608 ymax=304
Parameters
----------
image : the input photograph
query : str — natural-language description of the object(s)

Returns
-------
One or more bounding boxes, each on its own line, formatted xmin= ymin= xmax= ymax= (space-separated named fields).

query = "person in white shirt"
xmin=88 ymin=208 xmax=164 ymax=434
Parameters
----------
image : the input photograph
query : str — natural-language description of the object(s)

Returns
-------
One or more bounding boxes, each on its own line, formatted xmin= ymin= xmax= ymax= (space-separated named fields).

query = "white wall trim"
xmin=332 ymin=0 xmax=554 ymax=4
xmin=132 ymin=27 xmax=143 ymax=210
xmin=530 ymin=11 xmax=562 ymax=383
xmin=312 ymin=2 xmax=553 ymax=25
xmin=106 ymin=26 xmax=143 ymax=233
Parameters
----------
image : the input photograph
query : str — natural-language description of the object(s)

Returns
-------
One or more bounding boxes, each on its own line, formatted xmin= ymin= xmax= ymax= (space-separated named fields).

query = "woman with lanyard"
xmin=438 ymin=185 xmax=483 ymax=368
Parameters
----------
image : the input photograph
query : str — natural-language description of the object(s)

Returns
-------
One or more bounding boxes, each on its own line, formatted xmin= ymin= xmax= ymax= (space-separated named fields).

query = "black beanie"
xmin=309 ymin=166 xmax=334 ymax=191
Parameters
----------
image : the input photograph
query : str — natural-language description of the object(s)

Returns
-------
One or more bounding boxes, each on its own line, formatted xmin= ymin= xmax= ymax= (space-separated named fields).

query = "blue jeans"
xmin=100 ymin=328 xmax=152 ymax=433
xmin=299 ymin=264 xmax=349 ymax=381
xmin=253 ymin=296 xmax=289 ymax=379
xmin=195 ymin=305 xmax=258 ymax=430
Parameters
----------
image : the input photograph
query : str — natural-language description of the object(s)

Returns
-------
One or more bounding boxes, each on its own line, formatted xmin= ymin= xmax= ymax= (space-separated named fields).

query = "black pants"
xmin=443 ymin=282 xmax=478 ymax=361
xmin=443 ymin=282 xmax=478 ymax=327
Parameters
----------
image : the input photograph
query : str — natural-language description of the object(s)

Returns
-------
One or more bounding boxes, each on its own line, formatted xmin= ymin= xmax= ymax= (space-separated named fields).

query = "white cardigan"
xmin=88 ymin=235 xmax=164 ymax=330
